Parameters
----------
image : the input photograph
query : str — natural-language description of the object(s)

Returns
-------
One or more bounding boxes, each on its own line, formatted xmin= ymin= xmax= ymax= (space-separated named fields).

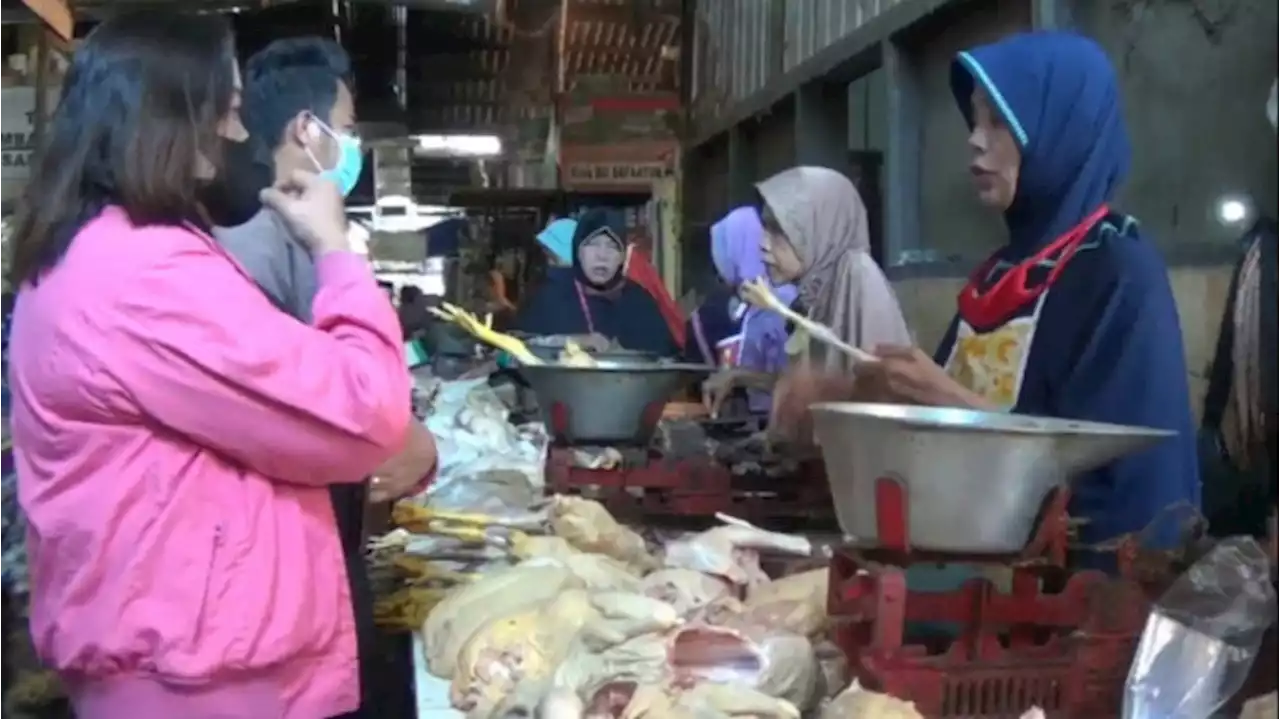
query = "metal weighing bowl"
xmin=526 ymin=345 xmax=663 ymax=364
xmin=809 ymin=403 xmax=1176 ymax=553
xmin=518 ymin=362 xmax=712 ymax=445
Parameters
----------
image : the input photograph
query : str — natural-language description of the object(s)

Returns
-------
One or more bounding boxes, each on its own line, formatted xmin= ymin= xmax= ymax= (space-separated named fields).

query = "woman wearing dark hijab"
xmin=777 ymin=31 xmax=1200 ymax=552
xmin=516 ymin=209 xmax=678 ymax=356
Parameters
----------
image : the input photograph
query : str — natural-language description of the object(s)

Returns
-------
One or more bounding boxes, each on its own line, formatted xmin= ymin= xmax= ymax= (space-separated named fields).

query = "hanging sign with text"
xmin=2 ymin=87 xmax=59 ymax=186
xmin=559 ymin=140 xmax=678 ymax=193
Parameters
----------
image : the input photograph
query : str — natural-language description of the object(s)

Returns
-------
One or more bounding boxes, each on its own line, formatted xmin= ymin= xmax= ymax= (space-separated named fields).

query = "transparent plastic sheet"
xmin=374 ymin=376 xmax=548 ymax=633
xmin=417 ymin=377 xmax=550 ymax=516
xmin=1124 ymin=537 xmax=1277 ymax=719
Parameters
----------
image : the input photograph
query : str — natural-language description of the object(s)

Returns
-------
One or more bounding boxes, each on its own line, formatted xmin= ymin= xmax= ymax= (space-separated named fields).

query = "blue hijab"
xmin=943 ymin=32 xmax=1199 ymax=553
xmin=516 ymin=210 xmax=678 ymax=356
xmin=951 ymin=31 xmax=1129 ymax=253
xmin=536 ymin=219 xmax=576 ymax=265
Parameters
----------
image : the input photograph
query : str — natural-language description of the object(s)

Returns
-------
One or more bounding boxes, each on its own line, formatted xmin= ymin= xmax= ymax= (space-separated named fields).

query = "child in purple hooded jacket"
xmin=694 ymin=207 xmax=798 ymax=415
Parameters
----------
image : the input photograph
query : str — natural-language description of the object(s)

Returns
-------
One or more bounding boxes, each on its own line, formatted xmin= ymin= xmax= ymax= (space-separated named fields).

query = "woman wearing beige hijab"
xmin=750 ymin=166 xmax=911 ymax=435
xmin=756 ymin=166 xmax=911 ymax=363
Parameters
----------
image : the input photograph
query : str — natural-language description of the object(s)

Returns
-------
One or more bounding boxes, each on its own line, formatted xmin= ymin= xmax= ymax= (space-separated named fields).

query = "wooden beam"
xmin=20 ymin=0 xmax=72 ymax=41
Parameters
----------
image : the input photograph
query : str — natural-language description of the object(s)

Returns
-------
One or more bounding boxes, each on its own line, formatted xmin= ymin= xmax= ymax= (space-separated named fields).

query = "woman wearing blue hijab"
xmin=536 ymin=218 xmax=576 ymax=266
xmin=777 ymin=32 xmax=1199 ymax=552
xmin=517 ymin=210 xmax=679 ymax=356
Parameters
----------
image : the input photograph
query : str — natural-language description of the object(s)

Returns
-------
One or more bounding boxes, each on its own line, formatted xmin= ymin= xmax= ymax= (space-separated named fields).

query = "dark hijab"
xmin=572 ymin=209 xmax=628 ymax=293
xmin=516 ymin=210 xmax=677 ymax=355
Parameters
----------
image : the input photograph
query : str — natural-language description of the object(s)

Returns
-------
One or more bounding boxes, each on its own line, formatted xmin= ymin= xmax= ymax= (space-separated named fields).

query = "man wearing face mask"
xmin=210 ymin=37 xmax=434 ymax=719
xmin=214 ymin=37 xmax=363 ymax=317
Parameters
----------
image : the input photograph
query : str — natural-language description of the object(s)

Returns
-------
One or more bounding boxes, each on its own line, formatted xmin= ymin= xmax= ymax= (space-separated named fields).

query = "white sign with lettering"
xmin=2 ymin=87 xmax=59 ymax=185
xmin=565 ymin=161 xmax=674 ymax=186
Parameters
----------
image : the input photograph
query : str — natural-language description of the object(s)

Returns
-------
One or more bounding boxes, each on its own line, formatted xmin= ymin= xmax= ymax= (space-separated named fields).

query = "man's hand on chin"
xmin=369 ymin=422 xmax=438 ymax=503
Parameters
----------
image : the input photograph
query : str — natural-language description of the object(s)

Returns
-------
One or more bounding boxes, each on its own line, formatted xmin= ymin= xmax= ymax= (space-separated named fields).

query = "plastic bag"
xmin=420 ymin=378 xmax=549 ymax=506
xmin=1124 ymin=537 xmax=1277 ymax=719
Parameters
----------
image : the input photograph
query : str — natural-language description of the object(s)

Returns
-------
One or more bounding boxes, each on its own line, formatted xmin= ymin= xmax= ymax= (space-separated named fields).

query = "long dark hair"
xmin=7 ymin=11 xmax=238 ymax=288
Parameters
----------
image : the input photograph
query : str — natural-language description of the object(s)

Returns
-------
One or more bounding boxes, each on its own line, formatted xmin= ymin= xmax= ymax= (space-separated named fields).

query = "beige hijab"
xmin=756 ymin=166 xmax=911 ymax=371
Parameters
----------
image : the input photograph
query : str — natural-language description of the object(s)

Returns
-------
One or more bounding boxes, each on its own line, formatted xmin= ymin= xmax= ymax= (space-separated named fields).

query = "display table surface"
xmin=412 ymin=634 xmax=464 ymax=719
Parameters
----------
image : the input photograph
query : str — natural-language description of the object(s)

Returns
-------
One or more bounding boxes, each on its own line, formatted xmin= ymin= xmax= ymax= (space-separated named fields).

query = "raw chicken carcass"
xmin=452 ymin=590 xmax=680 ymax=716
xmin=639 ymin=568 xmax=733 ymax=618
xmin=670 ymin=624 xmax=818 ymax=709
xmin=821 ymin=680 xmax=922 ymax=719
xmin=623 ymin=681 xmax=801 ymax=719
xmin=555 ymin=621 xmax=817 ymax=716
xmin=422 ymin=562 xmax=584 ymax=677
xmin=551 ymin=496 xmax=659 ymax=572
xmin=663 ymin=514 xmax=812 ymax=587
xmin=733 ymin=569 xmax=829 ymax=637
xmin=519 ymin=536 xmax=644 ymax=593
xmin=541 ymin=686 xmax=588 ymax=719
xmin=812 ymin=640 xmax=849 ymax=700
xmin=1242 ymin=693 xmax=1279 ymax=719
xmin=555 ymin=632 xmax=674 ymax=707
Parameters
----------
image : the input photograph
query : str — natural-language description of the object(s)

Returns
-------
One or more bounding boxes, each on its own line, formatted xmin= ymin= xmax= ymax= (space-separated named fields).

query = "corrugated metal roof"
xmin=691 ymin=0 xmax=907 ymax=126
xmin=406 ymin=0 xmax=679 ymax=134
xmin=561 ymin=0 xmax=679 ymax=92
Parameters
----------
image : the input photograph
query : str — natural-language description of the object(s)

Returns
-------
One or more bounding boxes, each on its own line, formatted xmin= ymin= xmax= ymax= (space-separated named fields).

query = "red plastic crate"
xmin=827 ymin=550 xmax=1151 ymax=718
xmin=545 ymin=447 xmax=836 ymax=528
xmin=824 ymin=480 xmax=1154 ymax=718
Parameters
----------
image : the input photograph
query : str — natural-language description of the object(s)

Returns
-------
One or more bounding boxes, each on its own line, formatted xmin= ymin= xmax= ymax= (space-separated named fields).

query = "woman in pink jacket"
xmin=6 ymin=12 xmax=417 ymax=719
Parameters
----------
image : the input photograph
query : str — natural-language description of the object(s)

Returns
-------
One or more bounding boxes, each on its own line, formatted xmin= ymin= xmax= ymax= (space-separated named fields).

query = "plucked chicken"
xmin=1242 ymin=693 xmax=1279 ymax=719
xmin=622 ymin=681 xmax=801 ymax=719
xmin=548 ymin=621 xmax=818 ymax=717
xmin=519 ymin=536 xmax=645 ymax=593
xmin=820 ymin=680 xmax=923 ymax=719
xmin=662 ymin=514 xmax=812 ymax=587
xmin=451 ymin=590 xmax=681 ymax=716
xmin=638 ymin=568 xmax=733 ymax=619
xmin=422 ymin=562 xmax=585 ymax=677
xmin=551 ymin=496 xmax=660 ymax=573
xmin=726 ymin=568 xmax=829 ymax=638
xmin=409 ymin=495 xmax=838 ymax=717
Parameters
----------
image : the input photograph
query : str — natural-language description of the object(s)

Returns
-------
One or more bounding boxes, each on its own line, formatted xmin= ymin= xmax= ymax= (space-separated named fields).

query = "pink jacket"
xmin=7 ymin=207 xmax=411 ymax=718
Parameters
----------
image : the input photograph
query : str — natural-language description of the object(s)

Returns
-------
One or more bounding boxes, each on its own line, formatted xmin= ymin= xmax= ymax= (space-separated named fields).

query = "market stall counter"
xmin=377 ymin=367 xmax=1277 ymax=718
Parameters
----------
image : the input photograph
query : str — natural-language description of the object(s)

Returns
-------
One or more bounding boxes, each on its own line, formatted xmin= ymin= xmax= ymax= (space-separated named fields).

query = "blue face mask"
xmin=307 ymin=117 xmax=363 ymax=197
